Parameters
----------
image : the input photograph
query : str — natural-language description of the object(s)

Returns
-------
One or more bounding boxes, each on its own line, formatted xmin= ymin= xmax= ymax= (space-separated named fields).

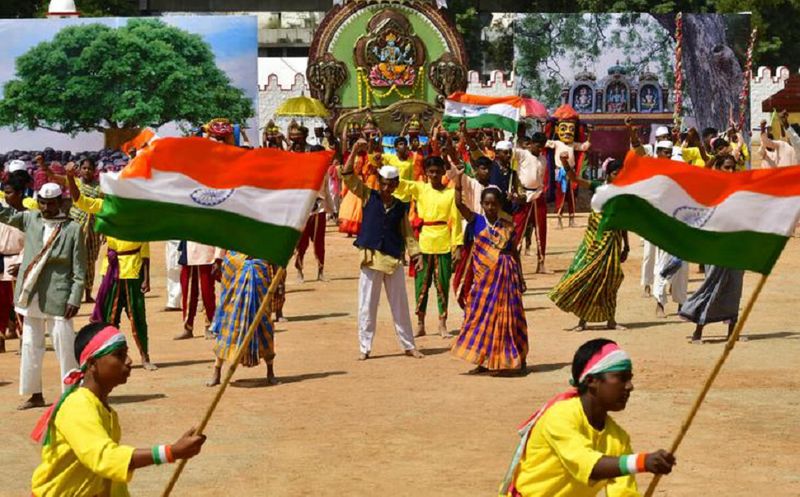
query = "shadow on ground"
xmin=231 ymin=370 xmax=347 ymax=388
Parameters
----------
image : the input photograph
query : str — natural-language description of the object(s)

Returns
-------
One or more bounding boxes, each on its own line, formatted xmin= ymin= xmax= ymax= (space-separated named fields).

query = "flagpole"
xmin=161 ymin=266 xmax=286 ymax=497
xmin=644 ymin=272 xmax=769 ymax=497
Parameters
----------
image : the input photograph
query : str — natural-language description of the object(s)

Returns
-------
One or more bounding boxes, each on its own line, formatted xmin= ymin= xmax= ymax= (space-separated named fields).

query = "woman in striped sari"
xmin=207 ymin=251 xmax=277 ymax=387
xmin=549 ymin=156 xmax=630 ymax=331
xmin=451 ymin=170 xmax=528 ymax=374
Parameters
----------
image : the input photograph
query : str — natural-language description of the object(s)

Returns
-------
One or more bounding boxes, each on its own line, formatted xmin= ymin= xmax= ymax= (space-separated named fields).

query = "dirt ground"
xmin=1 ymin=212 xmax=799 ymax=496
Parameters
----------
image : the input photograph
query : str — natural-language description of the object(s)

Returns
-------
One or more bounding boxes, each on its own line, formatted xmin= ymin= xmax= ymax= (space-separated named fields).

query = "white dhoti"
xmin=653 ymin=248 xmax=689 ymax=307
xmin=358 ymin=265 xmax=416 ymax=355
xmin=641 ymin=239 xmax=656 ymax=288
xmin=18 ymin=315 xmax=77 ymax=395
xmin=166 ymin=240 xmax=182 ymax=309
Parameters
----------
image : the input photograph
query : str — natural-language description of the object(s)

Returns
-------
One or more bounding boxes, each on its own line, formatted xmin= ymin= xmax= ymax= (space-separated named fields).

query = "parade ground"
xmin=1 ymin=215 xmax=798 ymax=496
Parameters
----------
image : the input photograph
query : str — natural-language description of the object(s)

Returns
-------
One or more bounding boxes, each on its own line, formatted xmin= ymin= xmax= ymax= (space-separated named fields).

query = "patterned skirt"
xmin=549 ymin=212 xmax=624 ymax=323
xmin=211 ymin=252 xmax=275 ymax=367
xmin=452 ymin=220 xmax=528 ymax=370
xmin=338 ymin=190 xmax=363 ymax=235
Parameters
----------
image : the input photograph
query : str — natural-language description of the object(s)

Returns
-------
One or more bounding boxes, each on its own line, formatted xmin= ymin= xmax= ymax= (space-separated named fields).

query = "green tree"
xmin=0 ymin=18 xmax=254 ymax=136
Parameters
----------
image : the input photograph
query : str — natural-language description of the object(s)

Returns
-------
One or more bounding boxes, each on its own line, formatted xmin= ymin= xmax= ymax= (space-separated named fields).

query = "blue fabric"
xmin=177 ymin=240 xmax=188 ymax=266
xmin=355 ymin=190 xmax=409 ymax=259
xmin=488 ymin=162 xmax=518 ymax=214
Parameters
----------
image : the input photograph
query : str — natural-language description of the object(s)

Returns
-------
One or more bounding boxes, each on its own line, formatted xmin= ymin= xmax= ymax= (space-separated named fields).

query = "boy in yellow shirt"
xmin=395 ymin=156 xmax=462 ymax=337
xmin=499 ymin=339 xmax=675 ymax=497
xmin=31 ymin=322 xmax=205 ymax=497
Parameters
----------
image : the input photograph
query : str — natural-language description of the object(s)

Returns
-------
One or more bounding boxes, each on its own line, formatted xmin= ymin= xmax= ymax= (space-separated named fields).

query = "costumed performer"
xmin=294 ymin=144 xmax=335 ymax=283
xmin=498 ymin=339 xmax=675 ymax=496
xmin=548 ymin=159 xmax=629 ymax=331
xmin=207 ymin=250 xmax=279 ymax=386
xmin=545 ymin=104 xmax=591 ymax=228
xmin=341 ymin=138 xmax=425 ymax=361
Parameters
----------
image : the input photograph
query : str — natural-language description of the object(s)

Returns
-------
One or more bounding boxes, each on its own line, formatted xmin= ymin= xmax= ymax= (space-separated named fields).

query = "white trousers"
xmin=165 ymin=240 xmax=183 ymax=309
xmin=19 ymin=317 xmax=78 ymax=395
xmin=653 ymin=248 xmax=689 ymax=306
xmin=358 ymin=265 xmax=416 ymax=354
xmin=641 ymin=239 xmax=657 ymax=288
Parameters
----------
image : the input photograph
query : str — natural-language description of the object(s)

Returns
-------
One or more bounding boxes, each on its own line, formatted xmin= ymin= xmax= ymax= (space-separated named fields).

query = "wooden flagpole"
xmin=161 ymin=266 xmax=286 ymax=497
xmin=644 ymin=273 xmax=769 ymax=497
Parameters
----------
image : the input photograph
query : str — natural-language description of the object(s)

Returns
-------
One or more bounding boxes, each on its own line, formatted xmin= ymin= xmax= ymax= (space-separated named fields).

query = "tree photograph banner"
xmin=0 ymin=15 xmax=258 ymax=151
xmin=513 ymin=13 xmax=751 ymax=134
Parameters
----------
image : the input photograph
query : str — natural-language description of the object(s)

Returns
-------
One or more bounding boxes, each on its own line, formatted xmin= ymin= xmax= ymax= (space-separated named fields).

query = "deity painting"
xmin=572 ymin=85 xmax=594 ymax=113
xmin=354 ymin=10 xmax=427 ymax=89
xmin=639 ymin=85 xmax=660 ymax=113
xmin=605 ymin=82 xmax=628 ymax=113
xmin=369 ymin=32 xmax=416 ymax=87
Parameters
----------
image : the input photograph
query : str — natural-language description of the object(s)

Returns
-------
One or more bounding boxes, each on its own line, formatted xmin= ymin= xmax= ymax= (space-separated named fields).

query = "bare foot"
xmin=689 ymin=337 xmax=703 ymax=344
xmin=568 ymin=217 xmax=576 ymax=228
xmin=204 ymin=327 xmax=214 ymax=340
xmin=557 ymin=216 xmax=564 ymax=229
xmin=467 ymin=365 xmax=489 ymax=375
xmin=142 ymin=360 xmax=158 ymax=371
xmin=405 ymin=349 xmax=425 ymax=359
xmin=642 ymin=285 xmax=651 ymax=297
xmin=568 ymin=321 xmax=587 ymax=332
xmin=296 ymin=268 xmax=304 ymax=284
xmin=18 ymin=394 xmax=45 ymax=410
xmin=317 ymin=269 xmax=327 ymax=282
xmin=173 ymin=329 xmax=193 ymax=340
xmin=655 ymin=303 xmax=666 ymax=318
xmin=266 ymin=375 xmax=280 ymax=386
xmin=84 ymin=295 xmax=95 ymax=304
xmin=438 ymin=318 xmax=448 ymax=338
xmin=536 ymin=262 xmax=551 ymax=274
xmin=206 ymin=368 xmax=221 ymax=387
xmin=358 ymin=352 xmax=369 ymax=361
xmin=415 ymin=321 xmax=426 ymax=338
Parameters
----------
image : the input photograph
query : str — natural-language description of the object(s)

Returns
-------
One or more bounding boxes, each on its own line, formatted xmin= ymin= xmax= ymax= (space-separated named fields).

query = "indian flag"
xmin=443 ymin=93 xmax=523 ymax=134
xmin=593 ymin=152 xmax=800 ymax=274
xmin=96 ymin=137 xmax=333 ymax=266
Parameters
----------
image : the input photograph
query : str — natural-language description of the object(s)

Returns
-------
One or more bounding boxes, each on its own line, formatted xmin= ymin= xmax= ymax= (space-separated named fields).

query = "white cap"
xmin=7 ymin=160 xmax=26 ymax=173
xmin=655 ymin=126 xmax=670 ymax=137
xmin=378 ymin=166 xmax=399 ymax=180
xmin=656 ymin=140 xmax=674 ymax=150
xmin=38 ymin=182 xmax=62 ymax=199
xmin=495 ymin=140 xmax=513 ymax=151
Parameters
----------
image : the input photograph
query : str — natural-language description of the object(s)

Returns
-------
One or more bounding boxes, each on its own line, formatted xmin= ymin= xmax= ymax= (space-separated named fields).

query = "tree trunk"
xmin=655 ymin=14 xmax=744 ymax=132
xmin=104 ymin=127 xmax=141 ymax=150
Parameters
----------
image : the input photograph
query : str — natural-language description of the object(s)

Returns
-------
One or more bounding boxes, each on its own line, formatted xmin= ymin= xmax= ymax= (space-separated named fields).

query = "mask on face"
xmin=556 ymin=121 xmax=576 ymax=144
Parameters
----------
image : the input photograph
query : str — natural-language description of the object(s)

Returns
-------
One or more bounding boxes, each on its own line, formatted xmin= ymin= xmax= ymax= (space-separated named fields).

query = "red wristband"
xmin=165 ymin=444 xmax=175 ymax=463
xmin=636 ymin=452 xmax=647 ymax=473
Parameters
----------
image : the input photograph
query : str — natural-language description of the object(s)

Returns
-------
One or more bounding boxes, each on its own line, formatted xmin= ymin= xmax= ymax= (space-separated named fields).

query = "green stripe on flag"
xmin=442 ymin=114 xmax=518 ymax=134
xmin=95 ymin=195 xmax=301 ymax=266
xmin=597 ymin=195 xmax=788 ymax=274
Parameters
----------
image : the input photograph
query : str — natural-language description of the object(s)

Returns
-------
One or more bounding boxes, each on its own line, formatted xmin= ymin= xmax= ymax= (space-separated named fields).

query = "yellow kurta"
xmin=74 ymin=195 xmax=149 ymax=279
xmin=512 ymin=397 xmax=639 ymax=497
xmin=381 ymin=153 xmax=414 ymax=182
xmin=395 ymin=179 xmax=462 ymax=254
xmin=32 ymin=388 xmax=135 ymax=497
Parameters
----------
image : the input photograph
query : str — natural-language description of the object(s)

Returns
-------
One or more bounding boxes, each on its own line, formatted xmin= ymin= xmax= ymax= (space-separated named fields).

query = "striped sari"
xmin=452 ymin=216 xmax=528 ymax=371
xmin=211 ymin=252 xmax=275 ymax=367
xmin=549 ymin=211 xmax=624 ymax=323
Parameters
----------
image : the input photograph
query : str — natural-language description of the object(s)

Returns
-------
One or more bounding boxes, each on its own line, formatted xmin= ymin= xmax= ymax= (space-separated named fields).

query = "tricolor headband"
xmin=571 ymin=343 xmax=632 ymax=386
xmin=31 ymin=326 xmax=127 ymax=445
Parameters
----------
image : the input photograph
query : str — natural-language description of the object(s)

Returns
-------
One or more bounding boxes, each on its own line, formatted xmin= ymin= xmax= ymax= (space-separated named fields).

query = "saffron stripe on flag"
xmin=96 ymin=195 xmax=302 ymax=267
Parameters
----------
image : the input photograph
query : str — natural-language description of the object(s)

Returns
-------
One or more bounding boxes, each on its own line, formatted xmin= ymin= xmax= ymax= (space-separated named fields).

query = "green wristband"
xmin=152 ymin=445 xmax=162 ymax=465
xmin=618 ymin=455 xmax=630 ymax=476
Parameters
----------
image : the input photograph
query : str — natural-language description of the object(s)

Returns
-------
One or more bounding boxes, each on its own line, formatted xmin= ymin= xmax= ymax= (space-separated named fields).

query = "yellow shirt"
xmin=0 ymin=192 xmax=39 ymax=210
xmin=513 ymin=397 xmax=638 ymax=497
xmin=395 ymin=180 xmax=462 ymax=254
xmin=681 ymin=147 xmax=706 ymax=167
xmin=382 ymin=153 xmax=414 ymax=181
xmin=74 ymin=195 xmax=149 ymax=279
xmin=32 ymin=387 xmax=135 ymax=497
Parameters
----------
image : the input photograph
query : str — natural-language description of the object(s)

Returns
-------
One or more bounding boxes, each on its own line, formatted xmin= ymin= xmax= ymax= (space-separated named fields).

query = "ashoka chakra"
xmin=190 ymin=188 xmax=235 ymax=207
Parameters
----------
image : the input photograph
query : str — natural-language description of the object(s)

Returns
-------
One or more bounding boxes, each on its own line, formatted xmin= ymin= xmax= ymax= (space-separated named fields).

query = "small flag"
xmin=96 ymin=137 xmax=333 ymax=266
xmin=443 ymin=92 xmax=523 ymax=134
xmin=592 ymin=152 xmax=800 ymax=274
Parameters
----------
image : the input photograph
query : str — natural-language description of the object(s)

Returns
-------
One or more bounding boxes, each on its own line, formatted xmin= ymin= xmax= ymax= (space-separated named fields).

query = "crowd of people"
xmin=2 ymin=106 xmax=796 ymax=496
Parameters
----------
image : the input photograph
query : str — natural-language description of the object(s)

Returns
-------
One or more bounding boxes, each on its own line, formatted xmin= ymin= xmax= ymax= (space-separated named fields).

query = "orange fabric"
xmin=120 ymin=128 xmax=156 ymax=155
xmin=446 ymin=92 xmax=524 ymax=108
xmin=121 ymin=137 xmax=333 ymax=191
xmin=618 ymin=151 xmax=800 ymax=204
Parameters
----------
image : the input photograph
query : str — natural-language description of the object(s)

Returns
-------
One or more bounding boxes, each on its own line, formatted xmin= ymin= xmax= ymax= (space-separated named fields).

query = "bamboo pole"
xmin=644 ymin=273 xmax=769 ymax=497
xmin=161 ymin=266 xmax=286 ymax=497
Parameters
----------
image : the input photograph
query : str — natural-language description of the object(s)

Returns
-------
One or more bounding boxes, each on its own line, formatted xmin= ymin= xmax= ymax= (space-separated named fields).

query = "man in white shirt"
xmin=760 ymin=119 xmax=796 ymax=167
xmin=517 ymin=133 xmax=549 ymax=272
xmin=176 ymin=242 xmax=222 ymax=340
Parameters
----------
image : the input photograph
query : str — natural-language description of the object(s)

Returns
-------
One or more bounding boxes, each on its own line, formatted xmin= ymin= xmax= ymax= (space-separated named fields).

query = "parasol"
xmin=521 ymin=97 xmax=549 ymax=120
xmin=275 ymin=94 xmax=329 ymax=118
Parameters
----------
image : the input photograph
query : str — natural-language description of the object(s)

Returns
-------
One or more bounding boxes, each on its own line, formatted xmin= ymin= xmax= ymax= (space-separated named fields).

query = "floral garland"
xmin=739 ymin=27 xmax=757 ymax=132
xmin=357 ymin=66 xmax=425 ymax=108
xmin=673 ymin=12 xmax=683 ymax=127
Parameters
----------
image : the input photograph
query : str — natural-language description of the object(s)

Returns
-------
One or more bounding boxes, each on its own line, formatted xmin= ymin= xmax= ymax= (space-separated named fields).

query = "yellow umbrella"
xmin=275 ymin=94 xmax=329 ymax=118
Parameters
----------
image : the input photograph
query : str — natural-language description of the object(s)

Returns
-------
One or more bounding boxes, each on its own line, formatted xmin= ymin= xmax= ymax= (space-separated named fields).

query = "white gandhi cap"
xmin=655 ymin=126 xmax=670 ymax=137
xmin=378 ymin=166 xmax=399 ymax=180
xmin=7 ymin=160 xmax=26 ymax=173
xmin=38 ymin=182 xmax=62 ymax=199
xmin=494 ymin=140 xmax=513 ymax=151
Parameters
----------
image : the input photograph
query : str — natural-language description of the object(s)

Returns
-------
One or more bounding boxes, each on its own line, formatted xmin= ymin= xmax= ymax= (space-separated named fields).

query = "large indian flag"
xmin=443 ymin=93 xmax=523 ymax=134
xmin=593 ymin=152 xmax=800 ymax=274
xmin=96 ymin=137 xmax=333 ymax=266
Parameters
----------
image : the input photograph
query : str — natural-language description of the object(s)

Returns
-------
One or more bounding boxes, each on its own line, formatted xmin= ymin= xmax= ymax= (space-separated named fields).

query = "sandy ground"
xmin=1 ymin=213 xmax=799 ymax=496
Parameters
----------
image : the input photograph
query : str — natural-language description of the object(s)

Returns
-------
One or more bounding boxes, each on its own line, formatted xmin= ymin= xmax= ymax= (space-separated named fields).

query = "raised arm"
xmin=453 ymin=170 xmax=475 ymax=222
xmin=340 ymin=139 xmax=371 ymax=201
xmin=625 ymin=116 xmax=647 ymax=157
